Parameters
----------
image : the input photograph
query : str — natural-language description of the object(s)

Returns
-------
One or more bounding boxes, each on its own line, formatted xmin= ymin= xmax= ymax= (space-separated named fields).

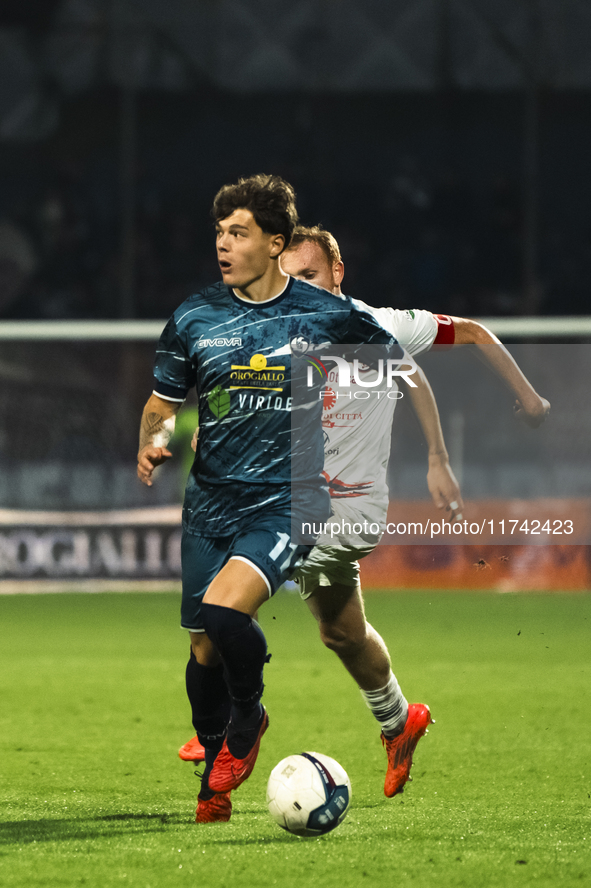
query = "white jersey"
xmin=322 ymin=305 xmax=443 ymax=538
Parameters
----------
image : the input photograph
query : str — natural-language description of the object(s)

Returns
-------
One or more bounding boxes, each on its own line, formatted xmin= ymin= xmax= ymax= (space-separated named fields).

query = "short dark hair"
xmin=287 ymin=224 xmax=342 ymax=266
xmin=212 ymin=174 xmax=299 ymax=250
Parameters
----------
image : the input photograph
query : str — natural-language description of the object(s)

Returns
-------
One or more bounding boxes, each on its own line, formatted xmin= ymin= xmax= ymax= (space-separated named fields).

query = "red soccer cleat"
xmin=209 ymin=709 xmax=269 ymax=793
xmin=195 ymin=792 xmax=232 ymax=823
xmin=382 ymin=703 xmax=433 ymax=798
xmin=179 ymin=735 xmax=206 ymax=762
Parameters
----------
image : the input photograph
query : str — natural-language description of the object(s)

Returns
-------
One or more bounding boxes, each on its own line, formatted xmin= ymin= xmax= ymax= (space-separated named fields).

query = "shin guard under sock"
xmin=201 ymin=603 xmax=267 ymax=717
xmin=185 ymin=651 xmax=231 ymax=747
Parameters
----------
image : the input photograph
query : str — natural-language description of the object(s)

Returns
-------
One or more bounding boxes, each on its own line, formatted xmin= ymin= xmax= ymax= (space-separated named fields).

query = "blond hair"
xmin=287 ymin=225 xmax=341 ymax=266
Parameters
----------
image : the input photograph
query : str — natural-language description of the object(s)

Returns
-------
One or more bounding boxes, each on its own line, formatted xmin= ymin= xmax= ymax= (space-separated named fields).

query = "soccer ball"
xmin=266 ymin=752 xmax=351 ymax=837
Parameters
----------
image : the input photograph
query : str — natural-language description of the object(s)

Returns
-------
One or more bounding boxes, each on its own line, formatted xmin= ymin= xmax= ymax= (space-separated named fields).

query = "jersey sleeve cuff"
xmin=152 ymin=380 xmax=188 ymax=402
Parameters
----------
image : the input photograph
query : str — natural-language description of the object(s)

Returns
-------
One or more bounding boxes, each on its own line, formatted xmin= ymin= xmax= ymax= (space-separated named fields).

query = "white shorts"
xmin=295 ymin=543 xmax=376 ymax=600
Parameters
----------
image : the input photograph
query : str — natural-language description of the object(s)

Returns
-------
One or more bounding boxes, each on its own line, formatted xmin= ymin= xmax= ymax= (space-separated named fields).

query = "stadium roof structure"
xmin=1 ymin=0 xmax=591 ymax=138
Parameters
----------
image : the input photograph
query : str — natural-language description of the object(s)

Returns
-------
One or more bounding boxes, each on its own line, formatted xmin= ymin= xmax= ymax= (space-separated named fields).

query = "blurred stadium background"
xmin=0 ymin=0 xmax=590 ymax=590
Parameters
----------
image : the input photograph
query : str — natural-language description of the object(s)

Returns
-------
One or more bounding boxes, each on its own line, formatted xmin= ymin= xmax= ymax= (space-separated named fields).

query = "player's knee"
xmin=190 ymin=633 xmax=220 ymax=667
xmin=319 ymin=619 xmax=367 ymax=655
xmin=201 ymin=602 xmax=267 ymax=660
xmin=202 ymin=602 xmax=246 ymax=647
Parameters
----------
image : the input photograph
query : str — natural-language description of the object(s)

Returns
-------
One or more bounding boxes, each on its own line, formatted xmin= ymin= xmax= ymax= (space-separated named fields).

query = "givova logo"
xmin=198 ymin=337 xmax=242 ymax=348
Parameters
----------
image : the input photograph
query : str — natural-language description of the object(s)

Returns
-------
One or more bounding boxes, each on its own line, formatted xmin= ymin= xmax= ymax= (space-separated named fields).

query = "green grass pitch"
xmin=1 ymin=589 xmax=590 ymax=888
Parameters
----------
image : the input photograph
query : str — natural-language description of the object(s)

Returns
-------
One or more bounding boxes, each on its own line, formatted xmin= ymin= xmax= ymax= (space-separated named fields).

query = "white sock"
xmin=360 ymin=672 xmax=408 ymax=738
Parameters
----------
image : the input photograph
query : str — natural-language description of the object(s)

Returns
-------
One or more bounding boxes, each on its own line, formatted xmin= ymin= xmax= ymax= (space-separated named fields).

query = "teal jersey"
xmin=153 ymin=277 xmax=397 ymax=537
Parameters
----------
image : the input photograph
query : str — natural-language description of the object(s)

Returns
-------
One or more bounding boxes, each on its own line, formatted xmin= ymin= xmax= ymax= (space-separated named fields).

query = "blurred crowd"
xmin=0 ymin=95 xmax=589 ymax=321
xmin=0 ymin=171 xmax=219 ymax=321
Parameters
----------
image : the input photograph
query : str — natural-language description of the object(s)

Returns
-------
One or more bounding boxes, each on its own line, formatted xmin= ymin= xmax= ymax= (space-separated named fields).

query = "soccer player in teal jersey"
xmin=137 ymin=175 xmax=401 ymax=823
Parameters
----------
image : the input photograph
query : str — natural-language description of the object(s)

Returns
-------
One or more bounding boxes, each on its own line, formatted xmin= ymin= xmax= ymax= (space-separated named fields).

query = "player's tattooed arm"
xmin=451 ymin=317 xmax=550 ymax=428
xmin=403 ymin=365 xmax=464 ymax=521
xmin=139 ymin=410 xmax=174 ymax=452
xmin=137 ymin=394 xmax=182 ymax=486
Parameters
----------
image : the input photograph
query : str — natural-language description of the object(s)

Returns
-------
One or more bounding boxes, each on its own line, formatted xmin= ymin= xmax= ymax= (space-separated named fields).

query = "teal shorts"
xmin=181 ymin=513 xmax=312 ymax=631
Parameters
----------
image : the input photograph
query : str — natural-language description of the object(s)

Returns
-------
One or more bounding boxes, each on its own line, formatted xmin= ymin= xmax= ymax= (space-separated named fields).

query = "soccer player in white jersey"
xmin=279 ymin=225 xmax=550 ymax=798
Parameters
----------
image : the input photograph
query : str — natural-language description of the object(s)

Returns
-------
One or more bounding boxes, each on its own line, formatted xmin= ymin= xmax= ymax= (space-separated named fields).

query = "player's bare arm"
xmin=403 ymin=365 xmax=463 ymax=520
xmin=451 ymin=317 xmax=550 ymax=428
xmin=137 ymin=393 xmax=181 ymax=486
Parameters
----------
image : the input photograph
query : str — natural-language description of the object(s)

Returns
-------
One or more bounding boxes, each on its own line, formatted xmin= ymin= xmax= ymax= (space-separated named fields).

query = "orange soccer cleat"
xmin=195 ymin=791 xmax=232 ymax=823
xmin=382 ymin=703 xmax=433 ymax=798
xmin=209 ymin=709 xmax=269 ymax=793
xmin=179 ymin=735 xmax=206 ymax=762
